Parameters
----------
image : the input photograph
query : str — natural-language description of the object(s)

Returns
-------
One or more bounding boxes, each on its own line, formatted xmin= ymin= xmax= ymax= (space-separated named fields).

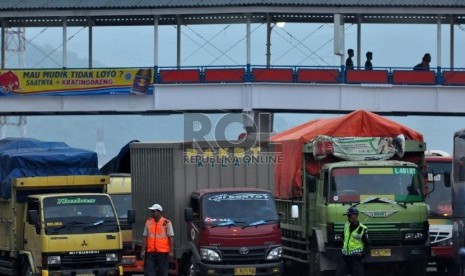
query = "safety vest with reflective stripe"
xmin=145 ymin=217 xmax=171 ymax=253
xmin=342 ymin=222 xmax=367 ymax=256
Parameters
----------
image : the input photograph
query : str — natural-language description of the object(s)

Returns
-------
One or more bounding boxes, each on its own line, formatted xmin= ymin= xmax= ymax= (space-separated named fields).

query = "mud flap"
xmin=314 ymin=230 xmax=338 ymax=271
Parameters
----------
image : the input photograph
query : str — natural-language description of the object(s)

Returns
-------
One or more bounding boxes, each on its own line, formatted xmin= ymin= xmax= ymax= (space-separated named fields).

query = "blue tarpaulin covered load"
xmin=0 ymin=137 xmax=100 ymax=199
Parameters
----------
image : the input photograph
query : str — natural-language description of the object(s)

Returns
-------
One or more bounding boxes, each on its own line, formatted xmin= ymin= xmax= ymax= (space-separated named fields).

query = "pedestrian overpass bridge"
xmin=0 ymin=65 xmax=463 ymax=117
xmin=1 ymin=0 xmax=465 ymax=118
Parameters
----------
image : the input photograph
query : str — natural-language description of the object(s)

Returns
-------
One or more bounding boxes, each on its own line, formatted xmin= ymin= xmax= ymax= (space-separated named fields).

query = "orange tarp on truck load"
xmin=271 ymin=110 xmax=424 ymax=199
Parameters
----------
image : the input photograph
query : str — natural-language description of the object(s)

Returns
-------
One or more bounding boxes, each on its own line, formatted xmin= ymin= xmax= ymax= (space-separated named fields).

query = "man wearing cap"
xmin=141 ymin=203 xmax=174 ymax=276
xmin=336 ymin=207 xmax=370 ymax=276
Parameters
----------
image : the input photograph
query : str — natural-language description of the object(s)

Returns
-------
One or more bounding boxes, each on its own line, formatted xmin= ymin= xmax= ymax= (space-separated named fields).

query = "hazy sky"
xmin=2 ymin=21 xmax=464 ymax=163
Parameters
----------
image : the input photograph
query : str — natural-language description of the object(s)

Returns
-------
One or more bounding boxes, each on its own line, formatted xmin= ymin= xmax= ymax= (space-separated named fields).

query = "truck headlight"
xmin=334 ymin=234 xmax=343 ymax=241
xmin=200 ymin=248 xmax=222 ymax=262
xmin=47 ymin=256 xmax=61 ymax=265
xmin=404 ymin=232 xmax=424 ymax=240
xmin=266 ymin=246 xmax=283 ymax=260
xmin=106 ymin=253 xmax=118 ymax=262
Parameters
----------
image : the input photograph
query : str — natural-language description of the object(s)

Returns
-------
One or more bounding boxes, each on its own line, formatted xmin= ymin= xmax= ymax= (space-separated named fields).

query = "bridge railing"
xmin=154 ymin=65 xmax=465 ymax=86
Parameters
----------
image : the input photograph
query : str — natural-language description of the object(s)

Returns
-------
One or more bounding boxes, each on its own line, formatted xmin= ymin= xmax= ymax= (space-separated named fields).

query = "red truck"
xmin=425 ymin=151 xmax=458 ymax=274
xmin=130 ymin=141 xmax=283 ymax=275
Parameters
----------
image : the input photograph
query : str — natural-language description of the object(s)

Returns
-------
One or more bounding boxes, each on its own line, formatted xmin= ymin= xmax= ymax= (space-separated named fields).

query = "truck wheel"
xmin=21 ymin=260 xmax=33 ymax=276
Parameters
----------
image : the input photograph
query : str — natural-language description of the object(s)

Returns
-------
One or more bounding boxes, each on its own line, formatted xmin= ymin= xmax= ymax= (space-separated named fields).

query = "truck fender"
xmin=18 ymin=251 xmax=37 ymax=275
xmin=186 ymin=241 xmax=201 ymax=263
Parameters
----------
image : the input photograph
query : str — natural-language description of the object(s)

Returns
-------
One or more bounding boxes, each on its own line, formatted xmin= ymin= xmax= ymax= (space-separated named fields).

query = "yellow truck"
xmin=107 ymin=173 xmax=144 ymax=274
xmin=0 ymin=137 xmax=132 ymax=275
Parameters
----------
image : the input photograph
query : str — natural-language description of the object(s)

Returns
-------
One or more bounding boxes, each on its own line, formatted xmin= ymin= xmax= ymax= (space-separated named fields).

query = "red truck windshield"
xmin=426 ymin=160 xmax=452 ymax=217
xmin=330 ymin=167 xmax=422 ymax=203
xmin=202 ymin=192 xmax=278 ymax=225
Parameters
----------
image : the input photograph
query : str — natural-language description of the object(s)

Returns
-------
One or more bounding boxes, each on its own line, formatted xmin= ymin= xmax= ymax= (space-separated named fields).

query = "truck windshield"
xmin=43 ymin=195 xmax=119 ymax=235
xmin=330 ymin=167 xmax=422 ymax=203
xmin=426 ymin=161 xmax=452 ymax=217
xmin=109 ymin=194 xmax=131 ymax=220
xmin=202 ymin=192 xmax=278 ymax=225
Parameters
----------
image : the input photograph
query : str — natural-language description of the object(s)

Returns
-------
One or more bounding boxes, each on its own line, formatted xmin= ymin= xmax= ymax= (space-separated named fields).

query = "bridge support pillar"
xmin=242 ymin=111 xmax=273 ymax=142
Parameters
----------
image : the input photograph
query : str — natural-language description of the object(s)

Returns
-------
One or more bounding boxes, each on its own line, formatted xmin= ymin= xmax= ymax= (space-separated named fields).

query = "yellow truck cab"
xmin=0 ymin=137 xmax=134 ymax=275
xmin=0 ymin=175 xmax=124 ymax=275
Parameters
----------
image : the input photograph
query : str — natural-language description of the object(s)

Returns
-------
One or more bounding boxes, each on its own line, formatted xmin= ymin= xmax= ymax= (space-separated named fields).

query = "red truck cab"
xmin=184 ymin=187 xmax=283 ymax=275
xmin=425 ymin=152 xmax=458 ymax=274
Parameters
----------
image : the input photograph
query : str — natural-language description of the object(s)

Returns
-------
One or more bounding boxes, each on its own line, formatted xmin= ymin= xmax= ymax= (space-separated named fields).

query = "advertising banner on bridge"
xmin=0 ymin=68 xmax=153 ymax=96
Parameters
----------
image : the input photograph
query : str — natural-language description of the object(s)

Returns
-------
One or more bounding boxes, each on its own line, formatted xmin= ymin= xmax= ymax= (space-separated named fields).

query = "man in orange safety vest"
xmin=141 ymin=203 xmax=174 ymax=276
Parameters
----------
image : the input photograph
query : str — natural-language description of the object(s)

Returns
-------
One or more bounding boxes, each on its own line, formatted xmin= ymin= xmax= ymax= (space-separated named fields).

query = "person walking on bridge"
xmin=336 ymin=207 xmax=370 ymax=276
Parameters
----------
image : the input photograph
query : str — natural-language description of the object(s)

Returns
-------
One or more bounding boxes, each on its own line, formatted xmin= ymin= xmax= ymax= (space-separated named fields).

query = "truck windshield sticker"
xmin=393 ymin=168 xmax=417 ymax=175
xmin=56 ymin=198 xmax=97 ymax=204
xmin=208 ymin=193 xmax=270 ymax=202
xmin=333 ymin=167 xmax=417 ymax=176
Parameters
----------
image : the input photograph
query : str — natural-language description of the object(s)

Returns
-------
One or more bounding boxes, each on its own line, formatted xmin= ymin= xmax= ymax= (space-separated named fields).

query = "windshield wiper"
xmin=351 ymin=196 xmax=407 ymax=209
xmin=52 ymin=221 xmax=87 ymax=231
xmin=210 ymin=220 xmax=245 ymax=228
xmin=242 ymin=219 xmax=278 ymax=229
xmin=83 ymin=220 xmax=104 ymax=229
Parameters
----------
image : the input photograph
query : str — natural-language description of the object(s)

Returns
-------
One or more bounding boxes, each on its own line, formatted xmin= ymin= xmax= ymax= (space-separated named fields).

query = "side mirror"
xmin=185 ymin=208 xmax=193 ymax=222
xmin=291 ymin=205 xmax=299 ymax=219
xmin=28 ymin=210 xmax=39 ymax=226
xmin=444 ymin=171 xmax=451 ymax=188
xmin=127 ymin=210 xmax=136 ymax=224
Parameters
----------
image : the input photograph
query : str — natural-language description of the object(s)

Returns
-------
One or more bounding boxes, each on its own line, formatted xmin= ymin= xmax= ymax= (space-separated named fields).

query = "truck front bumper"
xmin=197 ymin=261 xmax=284 ymax=275
xmin=43 ymin=266 xmax=122 ymax=276
xmin=326 ymin=244 xmax=429 ymax=263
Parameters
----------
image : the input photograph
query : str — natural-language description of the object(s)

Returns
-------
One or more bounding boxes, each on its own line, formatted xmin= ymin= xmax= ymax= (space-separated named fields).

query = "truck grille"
xmin=62 ymin=253 xmax=106 ymax=265
xmin=429 ymin=230 xmax=451 ymax=244
xmin=220 ymin=246 xmax=267 ymax=264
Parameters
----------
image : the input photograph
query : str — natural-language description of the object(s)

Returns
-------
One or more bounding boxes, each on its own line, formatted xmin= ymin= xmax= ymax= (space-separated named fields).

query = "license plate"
xmin=234 ymin=267 xmax=256 ymax=275
xmin=371 ymin=248 xmax=391 ymax=257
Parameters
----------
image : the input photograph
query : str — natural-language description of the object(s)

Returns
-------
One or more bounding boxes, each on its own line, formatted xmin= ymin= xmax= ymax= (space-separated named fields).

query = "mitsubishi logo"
xmin=82 ymin=240 xmax=88 ymax=246
xmin=238 ymin=247 xmax=249 ymax=255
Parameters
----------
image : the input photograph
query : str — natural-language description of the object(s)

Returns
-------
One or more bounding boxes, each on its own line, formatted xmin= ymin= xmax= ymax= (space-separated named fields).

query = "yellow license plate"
xmin=371 ymin=248 xmax=391 ymax=257
xmin=234 ymin=267 xmax=256 ymax=275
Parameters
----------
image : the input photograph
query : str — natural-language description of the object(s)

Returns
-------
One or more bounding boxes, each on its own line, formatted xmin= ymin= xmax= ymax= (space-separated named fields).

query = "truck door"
xmin=23 ymin=198 xmax=42 ymax=269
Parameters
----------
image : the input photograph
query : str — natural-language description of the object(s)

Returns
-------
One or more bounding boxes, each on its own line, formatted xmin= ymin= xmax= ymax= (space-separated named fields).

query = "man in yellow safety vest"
xmin=336 ymin=207 xmax=370 ymax=276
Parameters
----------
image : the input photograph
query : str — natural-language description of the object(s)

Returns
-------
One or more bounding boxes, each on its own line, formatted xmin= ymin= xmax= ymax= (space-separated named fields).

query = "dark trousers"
xmin=336 ymin=255 xmax=364 ymax=276
xmin=144 ymin=252 xmax=169 ymax=276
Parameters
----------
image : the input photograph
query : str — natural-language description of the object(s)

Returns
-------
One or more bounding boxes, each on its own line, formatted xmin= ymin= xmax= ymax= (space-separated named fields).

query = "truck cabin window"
xmin=43 ymin=195 xmax=118 ymax=235
xmin=330 ymin=167 xmax=422 ymax=203
xmin=109 ymin=194 xmax=131 ymax=219
xmin=202 ymin=192 xmax=278 ymax=225
xmin=426 ymin=162 xmax=452 ymax=217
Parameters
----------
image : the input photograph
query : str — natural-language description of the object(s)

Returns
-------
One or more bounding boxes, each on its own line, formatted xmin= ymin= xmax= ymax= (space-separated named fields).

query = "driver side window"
xmin=27 ymin=198 xmax=40 ymax=234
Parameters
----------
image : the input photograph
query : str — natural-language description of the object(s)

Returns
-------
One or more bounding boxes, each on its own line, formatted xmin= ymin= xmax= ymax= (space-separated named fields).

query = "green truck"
xmin=272 ymin=110 xmax=430 ymax=275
